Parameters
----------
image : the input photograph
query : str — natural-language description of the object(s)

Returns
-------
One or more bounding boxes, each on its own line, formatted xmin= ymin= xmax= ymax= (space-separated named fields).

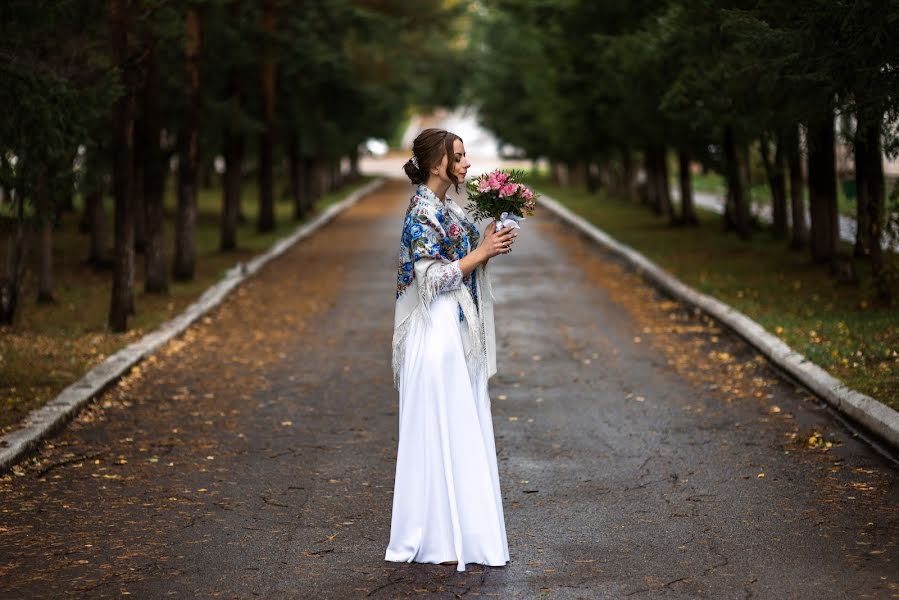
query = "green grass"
xmin=532 ymin=176 xmax=899 ymax=412
xmin=0 ymin=174 xmax=374 ymax=431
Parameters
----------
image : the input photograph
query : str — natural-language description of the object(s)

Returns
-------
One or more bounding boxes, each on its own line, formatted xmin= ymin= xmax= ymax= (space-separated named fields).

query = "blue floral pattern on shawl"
xmin=396 ymin=184 xmax=481 ymax=320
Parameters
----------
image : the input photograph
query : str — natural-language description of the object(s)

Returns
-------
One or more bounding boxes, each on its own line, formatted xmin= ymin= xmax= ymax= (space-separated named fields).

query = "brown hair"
xmin=403 ymin=128 xmax=463 ymax=193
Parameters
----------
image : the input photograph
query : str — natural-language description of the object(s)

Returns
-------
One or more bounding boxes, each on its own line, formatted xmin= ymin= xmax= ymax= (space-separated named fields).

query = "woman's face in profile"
xmin=435 ymin=138 xmax=471 ymax=186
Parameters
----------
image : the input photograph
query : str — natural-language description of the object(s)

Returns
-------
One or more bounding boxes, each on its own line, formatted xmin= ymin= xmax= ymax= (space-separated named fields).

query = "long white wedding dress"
xmin=385 ymin=291 xmax=510 ymax=572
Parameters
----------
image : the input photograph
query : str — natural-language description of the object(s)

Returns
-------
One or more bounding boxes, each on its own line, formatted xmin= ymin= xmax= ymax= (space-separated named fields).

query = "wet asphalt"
xmin=0 ymin=179 xmax=897 ymax=599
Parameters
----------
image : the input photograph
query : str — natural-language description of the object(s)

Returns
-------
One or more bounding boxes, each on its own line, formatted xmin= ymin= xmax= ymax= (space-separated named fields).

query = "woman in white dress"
xmin=385 ymin=128 xmax=517 ymax=572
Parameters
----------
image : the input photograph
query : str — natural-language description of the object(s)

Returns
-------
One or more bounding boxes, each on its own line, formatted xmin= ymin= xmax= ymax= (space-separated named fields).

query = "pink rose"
xmin=498 ymin=182 xmax=518 ymax=198
xmin=477 ymin=178 xmax=490 ymax=192
xmin=448 ymin=223 xmax=462 ymax=238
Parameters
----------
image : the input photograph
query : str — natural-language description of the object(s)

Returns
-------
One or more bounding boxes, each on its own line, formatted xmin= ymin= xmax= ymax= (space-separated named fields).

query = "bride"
xmin=385 ymin=128 xmax=517 ymax=572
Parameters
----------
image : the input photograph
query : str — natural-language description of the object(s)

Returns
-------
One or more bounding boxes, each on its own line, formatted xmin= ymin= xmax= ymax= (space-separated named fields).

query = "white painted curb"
xmin=0 ymin=177 xmax=386 ymax=472
xmin=539 ymin=193 xmax=899 ymax=450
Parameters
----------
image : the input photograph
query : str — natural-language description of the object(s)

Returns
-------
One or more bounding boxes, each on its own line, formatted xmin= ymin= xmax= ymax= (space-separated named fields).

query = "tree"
xmin=256 ymin=0 xmax=276 ymax=233
xmin=139 ymin=4 xmax=172 ymax=293
xmin=0 ymin=0 xmax=115 ymax=322
xmin=173 ymin=3 xmax=203 ymax=281
xmin=0 ymin=0 xmax=496 ymax=331
xmin=109 ymin=0 xmax=138 ymax=331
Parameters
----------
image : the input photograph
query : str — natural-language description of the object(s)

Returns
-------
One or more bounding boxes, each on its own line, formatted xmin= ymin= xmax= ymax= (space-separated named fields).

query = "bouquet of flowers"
xmin=466 ymin=169 xmax=538 ymax=231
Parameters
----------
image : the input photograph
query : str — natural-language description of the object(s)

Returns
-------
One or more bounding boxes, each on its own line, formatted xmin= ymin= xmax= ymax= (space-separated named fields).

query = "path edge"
xmin=0 ymin=177 xmax=386 ymax=473
xmin=539 ymin=193 xmax=899 ymax=450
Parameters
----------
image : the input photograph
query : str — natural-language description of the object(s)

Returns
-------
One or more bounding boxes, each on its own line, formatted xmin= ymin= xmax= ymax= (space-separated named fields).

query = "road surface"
xmin=1 ymin=180 xmax=896 ymax=599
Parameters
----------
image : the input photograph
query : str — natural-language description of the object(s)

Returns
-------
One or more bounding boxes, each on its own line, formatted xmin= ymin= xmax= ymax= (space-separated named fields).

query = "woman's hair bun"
xmin=403 ymin=157 xmax=424 ymax=184
xmin=403 ymin=128 xmax=462 ymax=189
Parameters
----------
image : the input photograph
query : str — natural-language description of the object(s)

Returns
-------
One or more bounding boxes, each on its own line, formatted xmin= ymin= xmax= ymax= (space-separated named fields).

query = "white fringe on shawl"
xmin=393 ymin=259 xmax=496 ymax=389
xmin=392 ymin=250 xmax=497 ymax=390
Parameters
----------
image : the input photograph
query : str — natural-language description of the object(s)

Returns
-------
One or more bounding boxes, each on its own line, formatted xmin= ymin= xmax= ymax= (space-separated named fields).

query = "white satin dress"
xmin=384 ymin=292 xmax=510 ymax=572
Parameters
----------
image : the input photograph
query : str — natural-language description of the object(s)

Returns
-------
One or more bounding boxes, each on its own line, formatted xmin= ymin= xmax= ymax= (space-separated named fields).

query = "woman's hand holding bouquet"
xmin=479 ymin=221 xmax=517 ymax=258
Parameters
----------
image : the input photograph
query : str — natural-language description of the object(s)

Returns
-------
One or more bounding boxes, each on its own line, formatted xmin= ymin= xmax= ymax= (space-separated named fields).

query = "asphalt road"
xmin=1 ymin=179 xmax=896 ymax=599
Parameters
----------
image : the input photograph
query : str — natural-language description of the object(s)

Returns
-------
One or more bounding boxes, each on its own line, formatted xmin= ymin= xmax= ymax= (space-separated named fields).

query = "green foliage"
xmin=1 ymin=0 xmax=467 ymax=211
xmin=0 ymin=0 xmax=469 ymax=330
xmin=270 ymin=0 xmax=468 ymax=159
xmin=468 ymin=0 xmax=899 ymax=168
xmin=0 ymin=0 xmax=116 ymax=215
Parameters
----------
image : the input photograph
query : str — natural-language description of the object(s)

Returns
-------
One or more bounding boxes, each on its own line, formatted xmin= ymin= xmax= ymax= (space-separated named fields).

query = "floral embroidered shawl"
xmin=392 ymin=183 xmax=497 ymax=389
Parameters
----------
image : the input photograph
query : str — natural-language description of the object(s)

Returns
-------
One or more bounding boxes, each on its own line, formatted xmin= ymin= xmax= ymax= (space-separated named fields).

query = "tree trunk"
xmin=677 ymin=148 xmax=697 ymax=225
xmin=303 ymin=156 xmax=321 ymax=214
xmin=740 ymin=143 xmax=755 ymax=232
xmin=643 ymin=146 xmax=674 ymax=219
xmin=37 ymin=176 xmax=54 ymax=303
xmin=853 ymin=116 xmax=874 ymax=259
xmin=221 ymin=130 xmax=244 ymax=251
xmin=132 ymin=115 xmax=147 ymax=253
xmin=772 ymin=135 xmax=788 ymax=240
xmin=1 ymin=195 xmax=28 ymax=325
xmin=257 ymin=131 xmax=275 ymax=232
xmin=786 ymin=124 xmax=808 ymax=249
xmin=349 ymin=148 xmax=360 ymax=182
xmin=723 ymin=125 xmax=751 ymax=240
xmin=257 ymin=0 xmax=276 ymax=233
xmin=332 ymin=159 xmax=342 ymax=192
xmin=328 ymin=159 xmax=336 ymax=199
xmin=289 ymin=138 xmax=307 ymax=221
xmin=199 ymin=161 xmax=213 ymax=188
xmin=321 ymin=159 xmax=333 ymax=194
xmin=38 ymin=206 xmax=54 ymax=303
xmin=142 ymin=32 xmax=168 ymax=293
xmin=586 ymin=162 xmax=600 ymax=194
xmin=596 ymin=162 xmax=613 ymax=191
xmin=558 ymin=162 xmax=574 ymax=187
xmin=655 ymin=147 xmax=675 ymax=224
xmin=806 ymin=106 xmax=839 ymax=262
xmin=109 ymin=0 xmax=136 ymax=332
xmin=549 ymin=162 xmax=559 ymax=186
xmin=620 ymin=148 xmax=636 ymax=201
xmin=856 ymin=117 xmax=887 ymax=300
xmin=56 ymin=157 xmax=76 ymax=215
xmin=86 ymin=189 xmax=110 ymax=267
xmin=760 ymin=133 xmax=788 ymax=240
xmin=220 ymin=51 xmax=244 ymax=251
xmin=173 ymin=6 xmax=202 ymax=281
xmin=58 ymin=189 xmax=75 ymax=213
xmin=79 ymin=194 xmax=91 ymax=233
xmin=642 ymin=147 xmax=657 ymax=209
xmin=562 ymin=162 xmax=580 ymax=189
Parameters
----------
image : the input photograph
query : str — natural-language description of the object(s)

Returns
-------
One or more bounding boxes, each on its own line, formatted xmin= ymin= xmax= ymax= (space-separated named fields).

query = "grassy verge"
xmin=532 ymin=177 xmax=899 ymax=412
xmin=0 ymin=175 xmax=374 ymax=432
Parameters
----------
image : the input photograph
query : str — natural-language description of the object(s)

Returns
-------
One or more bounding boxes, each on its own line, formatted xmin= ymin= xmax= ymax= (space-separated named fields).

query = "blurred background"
xmin=1 ymin=0 xmax=898 ymax=425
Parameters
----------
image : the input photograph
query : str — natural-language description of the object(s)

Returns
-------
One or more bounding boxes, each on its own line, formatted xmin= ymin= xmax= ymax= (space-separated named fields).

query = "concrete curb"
xmin=0 ymin=177 xmax=386 ymax=473
xmin=538 ymin=193 xmax=899 ymax=450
